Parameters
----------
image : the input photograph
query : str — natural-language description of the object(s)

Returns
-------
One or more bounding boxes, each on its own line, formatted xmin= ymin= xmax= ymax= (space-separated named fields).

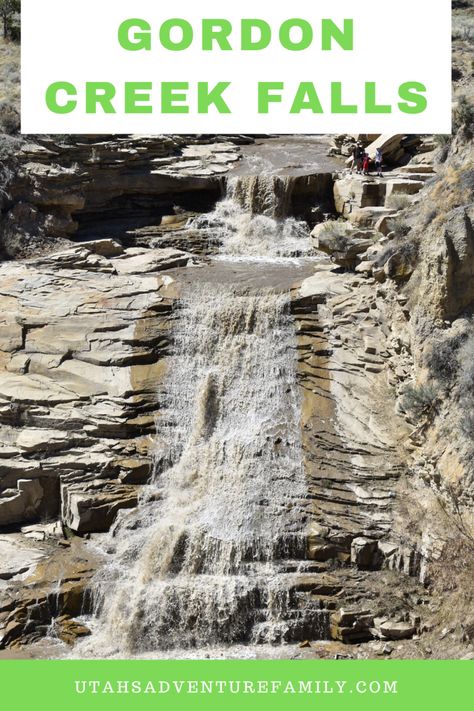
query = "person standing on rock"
xmin=363 ymin=152 xmax=370 ymax=175
xmin=350 ymin=144 xmax=358 ymax=174
xmin=356 ymin=142 xmax=365 ymax=174
xmin=375 ymin=148 xmax=383 ymax=177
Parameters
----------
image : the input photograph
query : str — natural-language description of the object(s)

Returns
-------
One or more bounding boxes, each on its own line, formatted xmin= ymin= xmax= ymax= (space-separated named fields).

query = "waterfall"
xmin=189 ymin=175 xmax=312 ymax=259
xmin=228 ymin=175 xmax=295 ymax=218
xmin=80 ymin=281 xmax=328 ymax=657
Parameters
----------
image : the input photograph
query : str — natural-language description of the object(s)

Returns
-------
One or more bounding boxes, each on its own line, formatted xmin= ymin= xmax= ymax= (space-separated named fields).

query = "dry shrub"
xmin=400 ymin=383 xmax=438 ymax=419
xmin=427 ymin=164 xmax=474 ymax=227
xmin=0 ymin=98 xmax=18 ymax=133
xmin=425 ymin=331 xmax=467 ymax=386
xmin=385 ymin=194 xmax=413 ymax=211
xmin=316 ymin=220 xmax=353 ymax=251
xmin=428 ymin=488 xmax=474 ymax=636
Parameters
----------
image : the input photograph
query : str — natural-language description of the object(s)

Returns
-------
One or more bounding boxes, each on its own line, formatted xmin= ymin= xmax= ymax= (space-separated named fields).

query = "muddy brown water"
xmin=231 ymin=135 xmax=343 ymax=177
xmin=169 ymin=256 xmax=320 ymax=293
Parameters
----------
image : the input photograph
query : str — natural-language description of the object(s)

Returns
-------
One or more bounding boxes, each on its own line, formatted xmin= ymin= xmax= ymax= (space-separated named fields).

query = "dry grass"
xmin=0 ymin=36 xmax=19 ymax=105
xmin=425 ymin=163 xmax=474 ymax=227
xmin=453 ymin=1 xmax=474 ymax=103
xmin=0 ymin=36 xmax=19 ymax=134
xmin=385 ymin=194 xmax=413 ymax=211
xmin=429 ymin=537 xmax=474 ymax=640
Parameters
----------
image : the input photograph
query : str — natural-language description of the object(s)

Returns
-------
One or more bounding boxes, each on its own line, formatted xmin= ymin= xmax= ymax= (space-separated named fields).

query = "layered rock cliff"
xmin=0 ymin=125 xmax=473 ymax=659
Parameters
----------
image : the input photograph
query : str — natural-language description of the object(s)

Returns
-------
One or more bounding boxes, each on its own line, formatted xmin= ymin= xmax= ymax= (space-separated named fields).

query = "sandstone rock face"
xmin=0 ymin=479 xmax=44 ymax=527
xmin=61 ymin=482 xmax=139 ymax=534
xmin=0 ymin=243 xmax=185 ymax=533
xmin=292 ymin=266 xmax=411 ymax=563
xmin=0 ymin=535 xmax=99 ymax=650
xmin=415 ymin=205 xmax=474 ymax=322
xmin=0 ymin=136 xmax=249 ymax=259
xmin=334 ymin=177 xmax=386 ymax=217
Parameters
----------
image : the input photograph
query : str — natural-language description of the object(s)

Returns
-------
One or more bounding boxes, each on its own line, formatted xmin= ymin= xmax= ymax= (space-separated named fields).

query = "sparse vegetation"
xmin=429 ymin=536 xmax=474 ymax=640
xmin=454 ymin=95 xmax=474 ymax=136
xmin=0 ymin=130 xmax=20 ymax=157
xmin=453 ymin=24 xmax=474 ymax=43
xmin=387 ymin=215 xmax=411 ymax=238
xmin=424 ymin=165 xmax=474 ymax=227
xmin=0 ymin=34 xmax=20 ymax=111
xmin=457 ymin=334 xmax=474 ymax=436
xmin=317 ymin=220 xmax=353 ymax=251
xmin=374 ymin=231 xmax=420 ymax=279
xmin=460 ymin=408 xmax=474 ymax=438
xmin=434 ymin=133 xmax=454 ymax=162
xmin=425 ymin=332 xmax=467 ymax=386
xmin=385 ymin=194 xmax=413 ymax=211
xmin=401 ymin=383 xmax=439 ymax=419
xmin=0 ymin=98 xmax=18 ymax=133
xmin=458 ymin=333 xmax=474 ymax=391
xmin=0 ymin=1 xmax=19 ymax=40
xmin=0 ymin=131 xmax=20 ymax=200
xmin=428 ymin=481 xmax=474 ymax=637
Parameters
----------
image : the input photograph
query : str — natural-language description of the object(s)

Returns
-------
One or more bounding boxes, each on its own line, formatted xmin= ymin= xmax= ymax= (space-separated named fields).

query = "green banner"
xmin=0 ymin=660 xmax=471 ymax=711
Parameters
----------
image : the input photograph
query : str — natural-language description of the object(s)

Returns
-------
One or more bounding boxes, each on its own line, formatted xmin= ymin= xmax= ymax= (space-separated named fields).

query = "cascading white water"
xmin=190 ymin=175 xmax=313 ymax=259
xmin=79 ymin=280 xmax=328 ymax=657
xmin=73 ymin=164 xmax=332 ymax=659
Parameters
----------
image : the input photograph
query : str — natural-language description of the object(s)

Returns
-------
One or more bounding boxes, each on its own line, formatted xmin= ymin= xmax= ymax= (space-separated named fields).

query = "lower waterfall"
xmin=79 ymin=279 xmax=328 ymax=657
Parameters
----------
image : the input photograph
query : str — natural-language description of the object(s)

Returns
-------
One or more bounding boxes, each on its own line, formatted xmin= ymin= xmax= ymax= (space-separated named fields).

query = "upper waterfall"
xmin=189 ymin=175 xmax=313 ymax=259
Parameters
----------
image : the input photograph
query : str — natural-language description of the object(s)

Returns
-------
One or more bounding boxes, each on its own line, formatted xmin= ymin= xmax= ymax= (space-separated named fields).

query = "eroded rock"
xmin=0 ymin=245 xmax=181 ymax=533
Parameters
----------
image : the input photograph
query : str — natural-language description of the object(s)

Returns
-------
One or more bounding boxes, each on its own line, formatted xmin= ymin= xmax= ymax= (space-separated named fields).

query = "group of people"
xmin=350 ymin=142 xmax=383 ymax=177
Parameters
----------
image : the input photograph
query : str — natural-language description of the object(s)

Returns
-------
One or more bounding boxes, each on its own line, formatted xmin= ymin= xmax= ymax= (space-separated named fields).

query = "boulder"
xmin=355 ymin=260 xmax=375 ymax=275
xmin=32 ymin=247 xmax=117 ymax=273
xmin=55 ymin=616 xmax=91 ymax=646
xmin=79 ymin=239 xmax=124 ymax=257
xmin=384 ymin=251 xmax=416 ymax=281
xmin=385 ymin=179 xmax=425 ymax=200
xmin=378 ymin=620 xmax=416 ymax=640
xmin=351 ymin=537 xmax=379 ymax=568
xmin=349 ymin=207 xmax=397 ymax=228
xmin=61 ymin=481 xmax=140 ymax=534
xmin=0 ymin=479 xmax=44 ymax=527
xmin=21 ymin=521 xmax=63 ymax=541
xmin=330 ymin=608 xmax=375 ymax=643
xmin=375 ymin=215 xmax=395 ymax=236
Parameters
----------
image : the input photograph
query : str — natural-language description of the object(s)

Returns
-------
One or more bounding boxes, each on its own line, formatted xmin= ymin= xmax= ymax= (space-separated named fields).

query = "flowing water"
xmin=190 ymin=175 xmax=313 ymax=259
xmin=78 ymin=171 xmax=327 ymax=658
